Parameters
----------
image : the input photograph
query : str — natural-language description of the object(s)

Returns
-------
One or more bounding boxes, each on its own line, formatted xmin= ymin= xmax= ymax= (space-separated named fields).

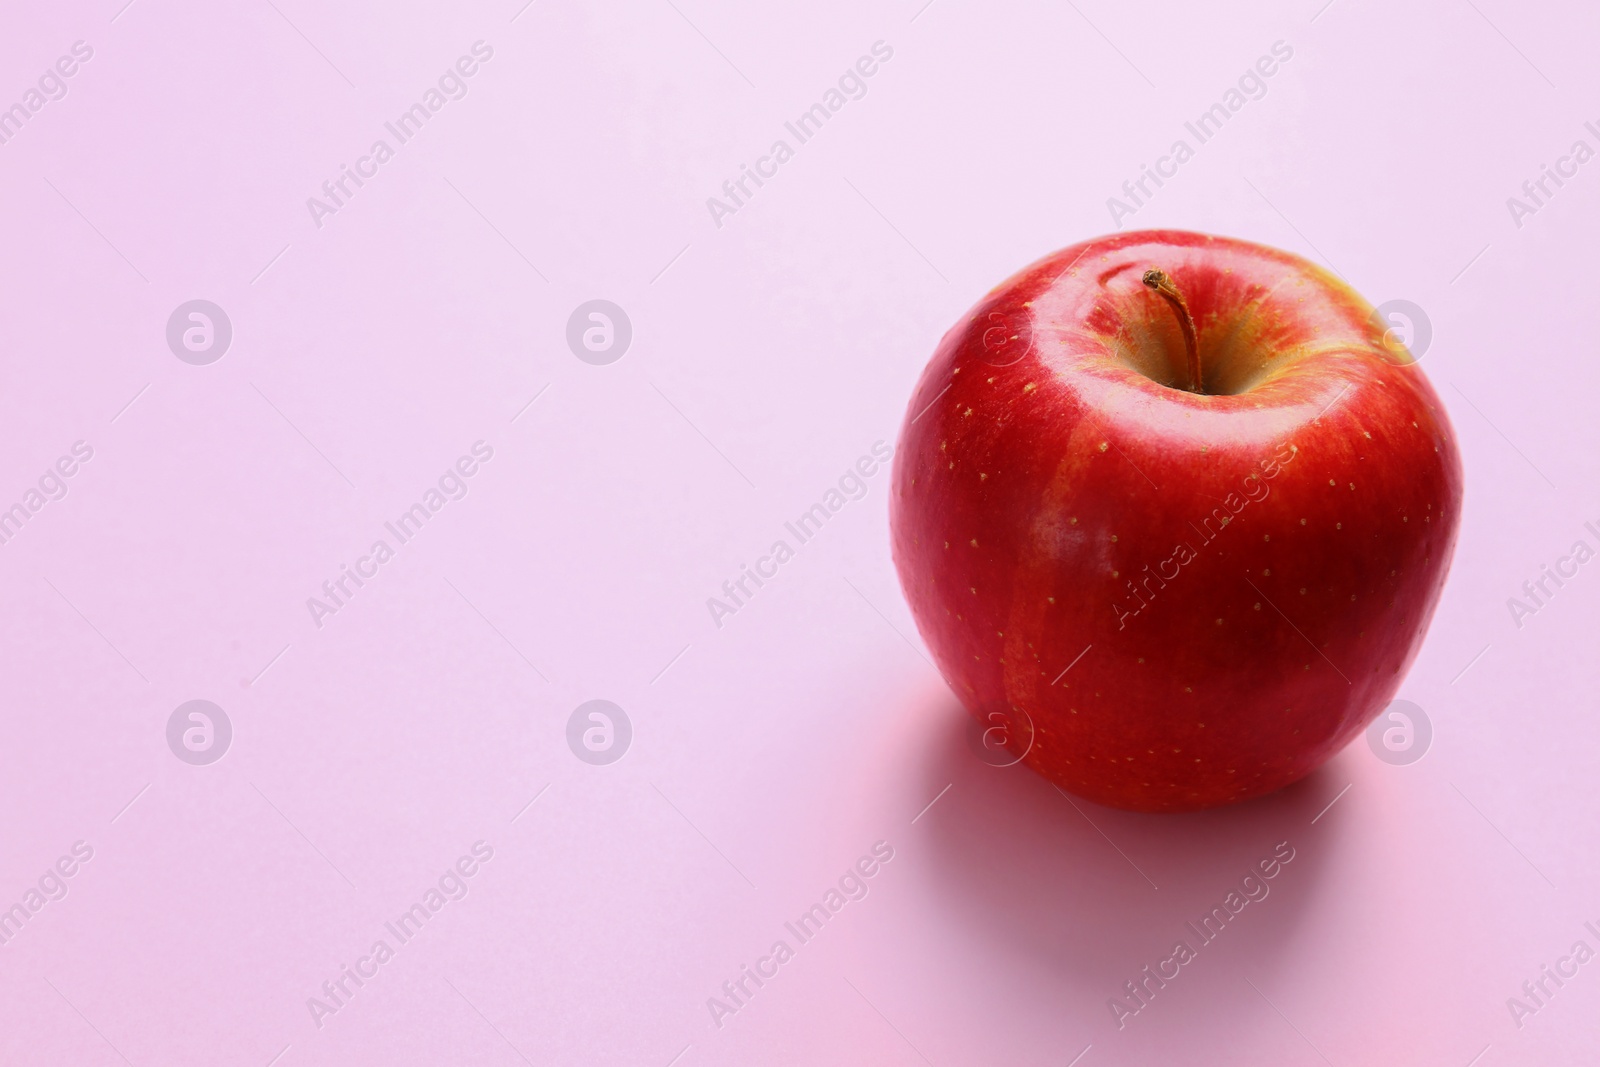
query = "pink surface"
xmin=1 ymin=1 xmax=1596 ymax=1064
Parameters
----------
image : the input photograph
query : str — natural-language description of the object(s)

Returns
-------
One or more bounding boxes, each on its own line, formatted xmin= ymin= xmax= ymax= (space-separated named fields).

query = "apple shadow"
xmin=917 ymin=693 xmax=1346 ymax=1002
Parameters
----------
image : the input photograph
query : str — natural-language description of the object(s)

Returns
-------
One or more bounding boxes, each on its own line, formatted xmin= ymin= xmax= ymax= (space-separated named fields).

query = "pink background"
xmin=2 ymin=0 xmax=1597 ymax=1064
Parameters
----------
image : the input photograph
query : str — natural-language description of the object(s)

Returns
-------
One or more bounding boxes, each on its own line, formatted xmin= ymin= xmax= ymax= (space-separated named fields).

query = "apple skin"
xmin=890 ymin=230 xmax=1462 ymax=812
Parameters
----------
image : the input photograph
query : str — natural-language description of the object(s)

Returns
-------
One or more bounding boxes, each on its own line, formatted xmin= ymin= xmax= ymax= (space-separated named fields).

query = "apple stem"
xmin=1142 ymin=269 xmax=1202 ymax=394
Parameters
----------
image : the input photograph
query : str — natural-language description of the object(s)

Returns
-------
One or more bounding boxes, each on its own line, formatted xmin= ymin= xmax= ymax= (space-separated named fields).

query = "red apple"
xmin=890 ymin=230 xmax=1462 ymax=812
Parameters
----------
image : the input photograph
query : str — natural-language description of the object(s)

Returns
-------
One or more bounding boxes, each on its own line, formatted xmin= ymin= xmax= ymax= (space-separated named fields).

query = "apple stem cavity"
xmin=1142 ymin=268 xmax=1203 ymax=394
